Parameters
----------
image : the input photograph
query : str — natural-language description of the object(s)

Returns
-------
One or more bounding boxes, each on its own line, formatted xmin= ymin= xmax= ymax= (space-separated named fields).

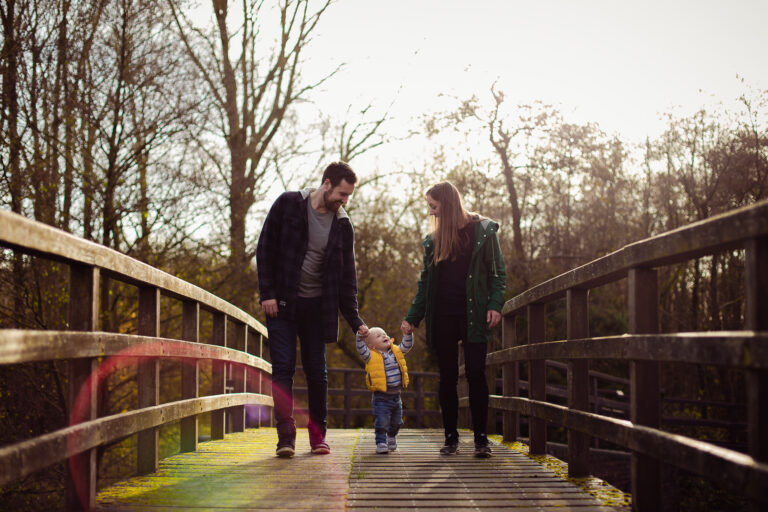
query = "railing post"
xmin=344 ymin=371 xmax=352 ymax=428
xmin=745 ymin=237 xmax=768 ymax=512
xmin=528 ymin=303 xmax=546 ymax=455
xmin=486 ymin=361 xmax=497 ymax=435
xmin=414 ymin=375 xmax=424 ymax=428
xmin=230 ymin=322 xmax=246 ymax=432
xmin=180 ymin=300 xmax=200 ymax=452
xmin=137 ymin=286 xmax=160 ymax=475
xmin=66 ymin=264 xmax=99 ymax=511
xmin=257 ymin=333 xmax=266 ymax=428
xmin=211 ymin=313 xmax=227 ymax=439
xmin=502 ymin=313 xmax=519 ymax=442
xmin=567 ymin=288 xmax=590 ymax=477
xmin=628 ymin=267 xmax=660 ymax=512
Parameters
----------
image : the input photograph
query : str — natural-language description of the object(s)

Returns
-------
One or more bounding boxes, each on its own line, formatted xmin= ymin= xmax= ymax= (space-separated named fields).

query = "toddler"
xmin=356 ymin=327 xmax=414 ymax=453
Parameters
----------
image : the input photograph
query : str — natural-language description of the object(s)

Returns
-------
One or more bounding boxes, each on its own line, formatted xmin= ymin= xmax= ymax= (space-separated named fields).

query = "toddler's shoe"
xmin=376 ymin=442 xmax=389 ymax=454
xmin=387 ymin=436 xmax=397 ymax=451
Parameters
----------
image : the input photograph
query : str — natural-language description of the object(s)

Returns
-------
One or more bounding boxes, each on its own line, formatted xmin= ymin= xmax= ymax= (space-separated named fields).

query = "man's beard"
xmin=323 ymin=190 xmax=342 ymax=212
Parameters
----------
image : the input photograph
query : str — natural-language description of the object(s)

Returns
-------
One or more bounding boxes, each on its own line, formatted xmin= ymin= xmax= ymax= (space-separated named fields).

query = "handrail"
xmin=0 ymin=209 xmax=272 ymax=511
xmin=0 ymin=209 xmax=266 ymax=336
xmin=483 ymin=198 xmax=768 ymax=511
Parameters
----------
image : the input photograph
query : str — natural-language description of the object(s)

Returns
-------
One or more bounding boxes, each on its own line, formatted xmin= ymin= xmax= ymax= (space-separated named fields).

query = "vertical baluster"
xmin=414 ymin=376 xmax=424 ymax=428
xmin=230 ymin=322 xmax=247 ymax=432
xmin=344 ymin=371 xmax=352 ymax=428
xmin=628 ymin=267 xmax=660 ymax=512
xmin=257 ymin=333 xmax=265 ymax=428
xmin=745 ymin=237 xmax=768 ymax=512
xmin=486 ymin=362 xmax=497 ymax=435
xmin=66 ymin=264 xmax=100 ymax=511
xmin=180 ymin=301 xmax=199 ymax=452
xmin=137 ymin=286 xmax=160 ymax=475
xmin=567 ymin=288 xmax=590 ymax=477
xmin=502 ymin=313 xmax=518 ymax=442
xmin=211 ymin=313 xmax=227 ymax=439
xmin=528 ymin=303 xmax=546 ymax=454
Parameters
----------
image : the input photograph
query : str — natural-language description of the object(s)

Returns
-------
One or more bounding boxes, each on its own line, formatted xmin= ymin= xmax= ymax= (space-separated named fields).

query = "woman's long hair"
xmin=427 ymin=181 xmax=472 ymax=264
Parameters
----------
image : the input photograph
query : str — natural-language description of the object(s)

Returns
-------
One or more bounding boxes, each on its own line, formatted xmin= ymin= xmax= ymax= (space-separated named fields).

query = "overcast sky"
xmin=303 ymin=0 xmax=768 ymax=147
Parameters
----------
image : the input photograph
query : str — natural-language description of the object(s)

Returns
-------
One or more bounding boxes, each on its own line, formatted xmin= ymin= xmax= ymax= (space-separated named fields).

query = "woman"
xmin=401 ymin=181 xmax=506 ymax=457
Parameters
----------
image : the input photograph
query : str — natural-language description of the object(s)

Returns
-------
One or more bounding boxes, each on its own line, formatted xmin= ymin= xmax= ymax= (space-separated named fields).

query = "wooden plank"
xmin=485 ymin=332 xmax=768 ymax=368
xmin=94 ymin=429 xmax=627 ymax=511
xmin=0 ymin=330 xmax=272 ymax=370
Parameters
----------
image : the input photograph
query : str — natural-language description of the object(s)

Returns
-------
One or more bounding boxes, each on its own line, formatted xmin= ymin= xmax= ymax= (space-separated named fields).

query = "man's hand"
xmin=358 ymin=325 xmax=369 ymax=338
xmin=261 ymin=299 xmax=278 ymax=318
xmin=401 ymin=320 xmax=414 ymax=335
xmin=487 ymin=310 xmax=501 ymax=328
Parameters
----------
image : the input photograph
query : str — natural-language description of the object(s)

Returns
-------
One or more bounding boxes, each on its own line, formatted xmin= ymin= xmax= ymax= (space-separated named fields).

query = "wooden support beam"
xmin=211 ymin=313 xmax=227 ymax=440
xmin=628 ymin=267 xmax=660 ymax=512
xmin=137 ymin=286 xmax=160 ymax=475
xmin=230 ymin=322 xmax=247 ymax=432
xmin=66 ymin=264 xmax=99 ymax=512
xmin=180 ymin=301 xmax=200 ymax=453
xmin=745 ymin=237 xmax=768 ymax=512
xmin=528 ymin=303 xmax=546 ymax=455
xmin=502 ymin=314 xmax=519 ymax=442
xmin=567 ymin=288 xmax=590 ymax=478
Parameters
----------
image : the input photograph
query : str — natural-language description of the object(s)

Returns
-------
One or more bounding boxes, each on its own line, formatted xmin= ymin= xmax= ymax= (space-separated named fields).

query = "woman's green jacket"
xmin=404 ymin=216 xmax=507 ymax=350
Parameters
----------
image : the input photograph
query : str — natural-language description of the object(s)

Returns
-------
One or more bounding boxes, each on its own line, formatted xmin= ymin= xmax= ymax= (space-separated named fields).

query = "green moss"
xmin=490 ymin=435 xmax=632 ymax=509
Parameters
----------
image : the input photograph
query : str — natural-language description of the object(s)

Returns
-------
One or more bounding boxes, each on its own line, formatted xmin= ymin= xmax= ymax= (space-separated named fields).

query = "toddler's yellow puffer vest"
xmin=365 ymin=342 xmax=409 ymax=392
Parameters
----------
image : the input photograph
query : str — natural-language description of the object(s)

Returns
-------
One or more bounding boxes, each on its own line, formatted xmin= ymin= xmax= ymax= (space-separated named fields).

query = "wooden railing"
xmin=0 ymin=210 xmax=273 ymax=511
xmin=294 ymin=367 xmax=441 ymax=428
xmin=481 ymin=199 xmax=768 ymax=511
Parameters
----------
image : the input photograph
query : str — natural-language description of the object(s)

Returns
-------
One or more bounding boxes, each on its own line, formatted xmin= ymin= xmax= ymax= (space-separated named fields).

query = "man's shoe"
xmin=276 ymin=441 xmax=295 ymax=458
xmin=311 ymin=441 xmax=331 ymax=455
xmin=474 ymin=443 xmax=492 ymax=458
xmin=376 ymin=442 xmax=389 ymax=454
xmin=387 ymin=436 xmax=397 ymax=451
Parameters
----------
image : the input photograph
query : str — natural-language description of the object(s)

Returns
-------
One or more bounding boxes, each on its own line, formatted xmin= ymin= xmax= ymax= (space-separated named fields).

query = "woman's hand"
xmin=487 ymin=310 xmax=501 ymax=328
xmin=358 ymin=325 xmax=370 ymax=338
xmin=401 ymin=320 xmax=414 ymax=335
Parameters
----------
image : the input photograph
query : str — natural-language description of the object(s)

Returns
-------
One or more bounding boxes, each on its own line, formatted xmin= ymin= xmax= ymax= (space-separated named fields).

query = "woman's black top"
xmin=435 ymin=221 xmax=474 ymax=316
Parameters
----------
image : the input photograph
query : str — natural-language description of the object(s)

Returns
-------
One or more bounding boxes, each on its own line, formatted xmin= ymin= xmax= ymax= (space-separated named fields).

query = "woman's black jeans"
xmin=433 ymin=313 xmax=489 ymax=443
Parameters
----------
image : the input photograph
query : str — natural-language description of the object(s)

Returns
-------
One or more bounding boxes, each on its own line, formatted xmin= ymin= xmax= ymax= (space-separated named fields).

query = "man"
xmin=256 ymin=161 xmax=367 ymax=457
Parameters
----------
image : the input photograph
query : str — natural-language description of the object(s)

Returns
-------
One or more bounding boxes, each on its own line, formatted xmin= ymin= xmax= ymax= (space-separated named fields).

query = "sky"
xmin=302 ymin=0 xmax=768 ymax=155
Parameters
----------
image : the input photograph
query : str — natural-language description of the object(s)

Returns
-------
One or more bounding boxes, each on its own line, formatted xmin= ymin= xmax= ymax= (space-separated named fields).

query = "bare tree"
xmin=168 ymin=0 xmax=337 ymax=307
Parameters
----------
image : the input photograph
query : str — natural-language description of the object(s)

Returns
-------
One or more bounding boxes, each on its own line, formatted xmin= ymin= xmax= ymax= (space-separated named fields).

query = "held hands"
xmin=357 ymin=324 xmax=370 ymax=338
xmin=400 ymin=320 xmax=414 ymax=335
xmin=487 ymin=310 xmax=501 ymax=328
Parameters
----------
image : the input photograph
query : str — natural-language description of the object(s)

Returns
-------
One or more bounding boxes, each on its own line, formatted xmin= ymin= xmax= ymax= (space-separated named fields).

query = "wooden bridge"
xmin=1 ymin=200 xmax=768 ymax=511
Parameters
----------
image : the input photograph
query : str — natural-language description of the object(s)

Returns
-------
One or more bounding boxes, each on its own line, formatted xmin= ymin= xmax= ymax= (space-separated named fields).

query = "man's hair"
xmin=321 ymin=161 xmax=357 ymax=187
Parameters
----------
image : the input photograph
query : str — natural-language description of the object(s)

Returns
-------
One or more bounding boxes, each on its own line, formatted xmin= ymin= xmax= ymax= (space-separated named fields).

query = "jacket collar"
xmin=300 ymin=188 xmax=350 ymax=221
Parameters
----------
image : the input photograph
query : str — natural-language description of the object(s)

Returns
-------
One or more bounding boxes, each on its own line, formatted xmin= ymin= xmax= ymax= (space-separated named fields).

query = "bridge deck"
xmin=96 ymin=429 xmax=629 ymax=511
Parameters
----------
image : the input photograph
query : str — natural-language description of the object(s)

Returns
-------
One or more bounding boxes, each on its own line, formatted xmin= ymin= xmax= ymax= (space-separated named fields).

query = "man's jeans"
xmin=266 ymin=297 xmax=327 ymax=444
xmin=372 ymin=392 xmax=403 ymax=445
